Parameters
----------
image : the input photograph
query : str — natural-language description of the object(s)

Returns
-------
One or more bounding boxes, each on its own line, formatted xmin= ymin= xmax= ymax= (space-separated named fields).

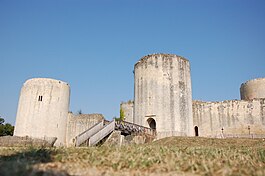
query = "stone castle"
xmin=133 ymin=54 xmax=193 ymax=138
xmin=122 ymin=54 xmax=265 ymax=139
xmin=14 ymin=78 xmax=104 ymax=146
xmin=14 ymin=53 xmax=265 ymax=146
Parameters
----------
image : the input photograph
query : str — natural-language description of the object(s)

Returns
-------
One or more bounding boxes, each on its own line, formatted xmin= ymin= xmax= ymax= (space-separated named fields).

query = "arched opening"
xmin=194 ymin=126 xmax=199 ymax=136
xmin=147 ymin=118 xmax=156 ymax=130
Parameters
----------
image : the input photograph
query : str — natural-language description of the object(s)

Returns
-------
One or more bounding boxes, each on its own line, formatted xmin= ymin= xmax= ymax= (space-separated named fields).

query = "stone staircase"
xmin=74 ymin=120 xmax=115 ymax=147
xmin=74 ymin=119 xmax=156 ymax=147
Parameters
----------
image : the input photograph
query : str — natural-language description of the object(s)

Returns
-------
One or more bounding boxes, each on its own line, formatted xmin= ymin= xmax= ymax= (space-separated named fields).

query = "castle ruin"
xmin=13 ymin=53 xmax=265 ymax=147
xmin=122 ymin=54 xmax=265 ymax=139
xmin=133 ymin=54 xmax=193 ymax=138
xmin=14 ymin=78 xmax=103 ymax=146
xmin=193 ymin=78 xmax=265 ymax=138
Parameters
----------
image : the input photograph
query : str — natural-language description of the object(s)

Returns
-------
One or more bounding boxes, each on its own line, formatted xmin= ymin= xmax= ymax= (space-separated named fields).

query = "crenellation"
xmin=193 ymin=98 xmax=265 ymax=137
xmin=240 ymin=78 xmax=265 ymax=100
xmin=12 ymin=53 xmax=265 ymax=148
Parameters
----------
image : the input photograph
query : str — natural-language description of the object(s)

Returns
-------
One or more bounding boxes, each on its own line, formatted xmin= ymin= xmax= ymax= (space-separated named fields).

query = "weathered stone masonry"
xmin=123 ymin=55 xmax=265 ymax=139
xmin=193 ymin=99 xmax=265 ymax=138
xmin=240 ymin=78 xmax=265 ymax=101
xmin=66 ymin=113 xmax=103 ymax=146
xmin=14 ymin=78 xmax=70 ymax=146
xmin=14 ymin=78 xmax=105 ymax=147
xmin=193 ymin=78 xmax=265 ymax=138
xmin=120 ymin=100 xmax=134 ymax=123
xmin=133 ymin=54 xmax=193 ymax=138
xmin=14 ymin=55 xmax=265 ymax=147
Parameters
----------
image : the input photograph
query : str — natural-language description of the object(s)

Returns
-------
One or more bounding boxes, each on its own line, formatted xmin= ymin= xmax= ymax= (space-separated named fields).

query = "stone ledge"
xmin=0 ymin=136 xmax=57 ymax=147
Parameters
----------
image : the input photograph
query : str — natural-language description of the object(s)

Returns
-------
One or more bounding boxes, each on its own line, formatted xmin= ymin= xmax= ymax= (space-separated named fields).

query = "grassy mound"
xmin=0 ymin=137 xmax=264 ymax=175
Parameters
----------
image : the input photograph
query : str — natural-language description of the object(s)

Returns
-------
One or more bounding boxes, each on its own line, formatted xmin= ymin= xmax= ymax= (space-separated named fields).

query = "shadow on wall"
xmin=194 ymin=126 xmax=199 ymax=136
xmin=0 ymin=148 xmax=69 ymax=176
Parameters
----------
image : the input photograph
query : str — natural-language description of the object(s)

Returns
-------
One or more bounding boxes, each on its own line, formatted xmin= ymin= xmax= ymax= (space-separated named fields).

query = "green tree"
xmin=0 ymin=117 xmax=14 ymax=136
xmin=114 ymin=107 xmax=125 ymax=121
xmin=0 ymin=117 xmax=4 ymax=125
xmin=120 ymin=108 xmax=125 ymax=121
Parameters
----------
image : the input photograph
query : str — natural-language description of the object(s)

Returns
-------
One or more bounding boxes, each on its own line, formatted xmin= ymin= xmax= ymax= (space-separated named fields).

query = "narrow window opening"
xmin=38 ymin=96 xmax=43 ymax=101
xmin=195 ymin=126 xmax=199 ymax=136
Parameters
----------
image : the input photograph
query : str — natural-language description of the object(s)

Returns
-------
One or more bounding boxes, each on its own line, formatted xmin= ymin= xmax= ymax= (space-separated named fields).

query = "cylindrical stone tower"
xmin=14 ymin=78 xmax=70 ymax=146
xmin=134 ymin=54 xmax=193 ymax=138
xmin=240 ymin=78 xmax=265 ymax=100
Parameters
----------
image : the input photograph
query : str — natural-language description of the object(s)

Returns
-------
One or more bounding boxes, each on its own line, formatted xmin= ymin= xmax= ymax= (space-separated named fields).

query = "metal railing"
xmin=115 ymin=120 xmax=156 ymax=136
xmin=74 ymin=119 xmax=156 ymax=147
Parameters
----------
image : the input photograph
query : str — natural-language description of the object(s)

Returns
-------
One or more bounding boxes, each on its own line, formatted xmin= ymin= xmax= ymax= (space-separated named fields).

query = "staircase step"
xmin=75 ymin=121 xmax=104 ymax=146
xmin=89 ymin=120 xmax=115 ymax=146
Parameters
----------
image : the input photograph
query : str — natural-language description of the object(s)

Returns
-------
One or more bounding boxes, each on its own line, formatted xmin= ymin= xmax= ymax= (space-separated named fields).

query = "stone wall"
xmin=104 ymin=130 xmax=155 ymax=147
xmin=66 ymin=113 xmax=104 ymax=146
xmin=134 ymin=54 xmax=193 ymax=137
xmin=120 ymin=100 xmax=134 ymax=123
xmin=240 ymin=78 xmax=265 ymax=100
xmin=193 ymin=99 xmax=265 ymax=138
xmin=14 ymin=78 xmax=70 ymax=146
xmin=0 ymin=136 xmax=57 ymax=147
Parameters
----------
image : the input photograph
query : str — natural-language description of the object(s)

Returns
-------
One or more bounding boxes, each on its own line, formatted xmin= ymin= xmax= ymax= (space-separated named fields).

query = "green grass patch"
xmin=0 ymin=137 xmax=265 ymax=175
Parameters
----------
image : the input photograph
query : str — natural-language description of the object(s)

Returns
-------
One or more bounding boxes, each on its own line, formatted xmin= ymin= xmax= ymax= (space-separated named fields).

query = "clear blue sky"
xmin=1 ymin=0 xmax=265 ymax=124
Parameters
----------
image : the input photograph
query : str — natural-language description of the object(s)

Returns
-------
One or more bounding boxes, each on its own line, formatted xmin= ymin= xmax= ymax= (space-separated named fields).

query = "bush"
xmin=0 ymin=117 xmax=14 ymax=136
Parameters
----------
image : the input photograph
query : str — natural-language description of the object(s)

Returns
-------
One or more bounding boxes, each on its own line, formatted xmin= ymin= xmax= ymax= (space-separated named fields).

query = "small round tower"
xmin=134 ymin=54 xmax=193 ymax=138
xmin=14 ymin=78 xmax=70 ymax=146
xmin=240 ymin=78 xmax=265 ymax=100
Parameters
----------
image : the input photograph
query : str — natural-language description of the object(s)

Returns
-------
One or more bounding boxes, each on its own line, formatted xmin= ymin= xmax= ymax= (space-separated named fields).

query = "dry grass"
xmin=0 ymin=137 xmax=265 ymax=176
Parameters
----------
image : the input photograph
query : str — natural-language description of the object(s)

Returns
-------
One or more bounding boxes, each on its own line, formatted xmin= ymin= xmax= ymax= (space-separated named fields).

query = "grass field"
xmin=0 ymin=137 xmax=265 ymax=176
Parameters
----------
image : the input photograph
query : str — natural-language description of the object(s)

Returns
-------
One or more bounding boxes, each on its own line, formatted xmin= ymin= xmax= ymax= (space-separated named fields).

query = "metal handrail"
xmin=115 ymin=120 xmax=156 ymax=136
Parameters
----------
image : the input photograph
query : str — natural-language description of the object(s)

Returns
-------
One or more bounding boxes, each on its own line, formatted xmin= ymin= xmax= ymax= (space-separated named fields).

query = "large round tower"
xmin=134 ymin=54 xmax=193 ymax=138
xmin=240 ymin=78 xmax=265 ymax=100
xmin=14 ymin=78 xmax=70 ymax=146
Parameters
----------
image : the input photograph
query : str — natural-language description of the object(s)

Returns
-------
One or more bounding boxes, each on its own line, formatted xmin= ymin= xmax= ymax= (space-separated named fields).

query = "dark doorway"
xmin=147 ymin=118 xmax=156 ymax=130
xmin=195 ymin=126 xmax=199 ymax=136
